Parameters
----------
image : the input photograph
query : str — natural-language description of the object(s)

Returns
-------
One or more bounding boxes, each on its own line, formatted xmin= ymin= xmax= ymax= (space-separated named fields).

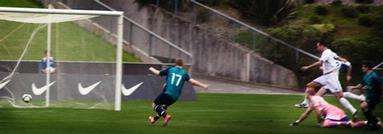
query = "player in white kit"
xmin=296 ymin=42 xmax=359 ymax=119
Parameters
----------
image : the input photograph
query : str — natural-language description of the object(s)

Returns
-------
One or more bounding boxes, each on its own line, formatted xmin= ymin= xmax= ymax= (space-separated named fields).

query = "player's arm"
xmin=301 ymin=61 xmax=321 ymax=71
xmin=188 ymin=78 xmax=208 ymax=90
xmin=290 ymin=106 xmax=313 ymax=126
xmin=149 ymin=67 xmax=160 ymax=75
xmin=313 ymin=107 xmax=324 ymax=124
xmin=346 ymin=63 xmax=352 ymax=81
xmin=348 ymin=84 xmax=363 ymax=90
xmin=347 ymin=84 xmax=363 ymax=92
xmin=334 ymin=56 xmax=347 ymax=62
xmin=336 ymin=56 xmax=352 ymax=81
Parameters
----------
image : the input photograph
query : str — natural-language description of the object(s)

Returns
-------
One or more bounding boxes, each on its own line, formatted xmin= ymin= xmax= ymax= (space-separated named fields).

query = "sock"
xmin=154 ymin=116 xmax=159 ymax=120
xmin=363 ymin=108 xmax=378 ymax=126
xmin=323 ymin=120 xmax=348 ymax=128
xmin=154 ymin=105 xmax=167 ymax=117
xmin=352 ymin=121 xmax=368 ymax=128
xmin=301 ymin=97 xmax=308 ymax=105
xmin=343 ymin=92 xmax=365 ymax=101
xmin=339 ymin=97 xmax=357 ymax=114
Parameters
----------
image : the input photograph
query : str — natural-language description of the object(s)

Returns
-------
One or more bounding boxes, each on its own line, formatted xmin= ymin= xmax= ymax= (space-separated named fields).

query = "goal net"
xmin=0 ymin=7 xmax=123 ymax=111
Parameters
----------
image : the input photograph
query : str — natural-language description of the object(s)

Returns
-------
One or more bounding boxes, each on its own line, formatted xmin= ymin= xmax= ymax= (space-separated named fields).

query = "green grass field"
xmin=0 ymin=93 xmax=381 ymax=134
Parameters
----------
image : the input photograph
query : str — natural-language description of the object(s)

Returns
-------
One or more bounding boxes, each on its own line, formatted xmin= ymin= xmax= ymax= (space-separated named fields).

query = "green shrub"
xmin=331 ymin=0 xmax=343 ymax=6
xmin=234 ymin=31 xmax=254 ymax=48
xmin=358 ymin=15 xmax=375 ymax=27
xmin=372 ymin=16 xmax=383 ymax=38
xmin=315 ymin=6 xmax=329 ymax=16
xmin=268 ymin=24 xmax=322 ymax=49
xmin=311 ymin=24 xmax=336 ymax=33
xmin=304 ymin=0 xmax=315 ymax=4
xmin=341 ymin=7 xmax=359 ymax=18
xmin=309 ymin=15 xmax=321 ymax=24
xmin=331 ymin=37 xmax=383 ymax=68
xmin=269 ymin=25 xmax=302 ymax=42
xmin=196 ymin=9 xmax=211 ymax=23
xmin=259 ymin=25 xmax=322 ymax=75
xmin=229 ymin=0 xmax=298 ymax=26
xmin=134 ymin=0 xmax=190 ymax=11
xmin=356 ymin=5 xmax=370 ymax=14
xmin=355 ymin=0 xmax=374 ymax=4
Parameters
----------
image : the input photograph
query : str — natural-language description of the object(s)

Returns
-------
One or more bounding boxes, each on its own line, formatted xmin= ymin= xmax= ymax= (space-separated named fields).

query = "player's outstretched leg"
xmin=294 ymin=97 xmax=308 ymax=108
xmin=336 ymin=92 xmax=358 ymax=120
xmin=163 ymin=114 xmax=172 ymax=127
xmin=153 ymin=104 xmax=172 ymax=126
xmin=343 ymin=92 xmax=365 ymax=102
xmin=322 ymin=120 xmax=349 ymax=128
xmin=361 ymin=103 xmax=380 ymax=130
xmin=295 ymin=82 xmax=320 ymax=108
xmin=350 ymin=121 xmax=368 ymax=128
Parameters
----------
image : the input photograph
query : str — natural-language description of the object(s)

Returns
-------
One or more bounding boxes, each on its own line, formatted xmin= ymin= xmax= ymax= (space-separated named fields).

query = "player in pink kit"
xmin=291 ymin=88 xmax=368 ymax=128
xmin=310 ymin=95 xmax=366 ymax=128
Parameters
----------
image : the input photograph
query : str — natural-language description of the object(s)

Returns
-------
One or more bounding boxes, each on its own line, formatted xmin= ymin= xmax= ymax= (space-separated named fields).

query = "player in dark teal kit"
xmin=349 ymin=62 xmax=382 ymax=129
xmin=148 ymin=58 xmax=208 ymax=126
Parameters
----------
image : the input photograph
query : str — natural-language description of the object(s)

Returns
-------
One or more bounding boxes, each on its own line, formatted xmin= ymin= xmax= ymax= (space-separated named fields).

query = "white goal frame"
xmin=0 ymin=7 xmax=124 ymax=111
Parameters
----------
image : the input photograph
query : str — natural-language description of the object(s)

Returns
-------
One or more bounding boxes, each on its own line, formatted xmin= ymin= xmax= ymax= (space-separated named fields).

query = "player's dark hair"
xmin=175 ymin=58 xmax=183 ymax=66
xmin=362 ymin=61 xmax=373 ymax=70
xmin=315 ymin=41 xmax=327 ymax=47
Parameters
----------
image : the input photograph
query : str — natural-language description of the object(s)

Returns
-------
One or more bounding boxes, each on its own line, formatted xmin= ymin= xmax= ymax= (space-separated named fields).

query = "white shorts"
xmin=43 ymin=67 xmax=56 ymax=73
xmin=313 ymin=72 xmax=342 ymax=93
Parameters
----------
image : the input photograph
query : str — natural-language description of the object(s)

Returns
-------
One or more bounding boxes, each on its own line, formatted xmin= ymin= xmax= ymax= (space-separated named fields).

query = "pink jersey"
xmin=309 ymin=95 xmax=347 ymax=120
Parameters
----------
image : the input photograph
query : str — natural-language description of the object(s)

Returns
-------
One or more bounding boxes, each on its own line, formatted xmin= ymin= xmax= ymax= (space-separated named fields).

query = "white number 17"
xmin=171 ymin=73 xmax=182 ymax=86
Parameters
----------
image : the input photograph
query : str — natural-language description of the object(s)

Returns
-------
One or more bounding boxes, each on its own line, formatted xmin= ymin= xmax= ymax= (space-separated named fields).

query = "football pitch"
xmin=0 ymin=93 xmax=381 ymax=134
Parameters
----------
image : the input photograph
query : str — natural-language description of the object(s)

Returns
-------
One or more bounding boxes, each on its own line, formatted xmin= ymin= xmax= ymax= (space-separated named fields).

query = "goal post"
xmin=0 ymin=7 xmax=123 ymax=111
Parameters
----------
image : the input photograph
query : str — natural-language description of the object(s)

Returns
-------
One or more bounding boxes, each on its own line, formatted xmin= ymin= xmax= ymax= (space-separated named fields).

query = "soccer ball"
xmin=22 ymin=94 xmax=32 ymax=103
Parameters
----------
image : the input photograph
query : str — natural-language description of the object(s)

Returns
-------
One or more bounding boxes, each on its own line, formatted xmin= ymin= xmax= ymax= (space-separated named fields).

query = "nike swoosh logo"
xmin=122 ymin=82 xmax=143 ymax=96
xmin=32 ymin=81 xmax=56 ymax=95
xmin=0 ymin=79 xmax=11 ymax=89
xmin=78 ymin=81 xmax=102 ymax=95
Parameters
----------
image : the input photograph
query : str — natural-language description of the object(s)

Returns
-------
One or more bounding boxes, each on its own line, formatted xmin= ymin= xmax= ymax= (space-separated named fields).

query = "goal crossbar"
xmin=0 ymin=7 xmax=123 ymax=16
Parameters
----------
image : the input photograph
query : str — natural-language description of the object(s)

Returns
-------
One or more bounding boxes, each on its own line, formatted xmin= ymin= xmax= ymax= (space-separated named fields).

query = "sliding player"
xmin=290 ymin=88 xmax=368 ymax=128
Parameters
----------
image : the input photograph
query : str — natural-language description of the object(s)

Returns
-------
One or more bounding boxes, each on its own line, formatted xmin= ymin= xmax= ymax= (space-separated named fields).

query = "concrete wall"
xmin=55 ymin=0 xmax=298 ymax=88
xmin=107 ymin=0 xmax=297 ymax=88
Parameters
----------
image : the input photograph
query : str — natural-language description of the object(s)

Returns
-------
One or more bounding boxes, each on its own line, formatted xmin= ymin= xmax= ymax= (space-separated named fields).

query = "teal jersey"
xmin=159 ymin=67 xmax=191 ymax=100
xmin=361 ymin=71 xmax=382 ymax=100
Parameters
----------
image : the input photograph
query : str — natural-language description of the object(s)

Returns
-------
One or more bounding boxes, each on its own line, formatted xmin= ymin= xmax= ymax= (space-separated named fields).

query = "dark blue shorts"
xmin=154 ymin=93 xmax=175 ymax=108
xmin=366 ymin=98 xmax=380 ymax=110
xmin=328 ymin=116 xmax=349 ymax=122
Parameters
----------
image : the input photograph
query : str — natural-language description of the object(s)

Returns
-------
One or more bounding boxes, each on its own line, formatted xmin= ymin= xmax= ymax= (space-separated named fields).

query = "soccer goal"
xmin=0 ymin=7 xmax=123 ymax=111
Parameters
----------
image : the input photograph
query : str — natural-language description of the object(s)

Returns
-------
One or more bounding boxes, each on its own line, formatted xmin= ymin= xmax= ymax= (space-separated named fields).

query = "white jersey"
xmin=320 ymin=49 xmax=340 ymax=74
xmin=314 ymin=49 xmax=344 ymax=92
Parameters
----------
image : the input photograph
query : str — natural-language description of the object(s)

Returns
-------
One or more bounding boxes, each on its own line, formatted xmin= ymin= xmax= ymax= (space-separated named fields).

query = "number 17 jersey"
xmin=159 ymin=67 xmax=191 ymax=101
